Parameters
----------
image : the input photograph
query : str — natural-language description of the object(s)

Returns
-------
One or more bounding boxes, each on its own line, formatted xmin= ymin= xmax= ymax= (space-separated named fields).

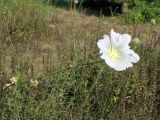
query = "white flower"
xmin=10 ymin=77 xmax=17 ymax=84
xmin=151 ymin=19 xmax=156 ymax=25
xmin=97 ymin=29 xmax=140 ymax=71
xmin=30 ymin=79 xmax=39 ymax=87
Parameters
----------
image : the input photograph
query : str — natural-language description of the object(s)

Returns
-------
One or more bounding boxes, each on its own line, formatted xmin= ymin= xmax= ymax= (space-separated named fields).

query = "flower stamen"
xmin=108 ymin=48 xmax=121 ymax=61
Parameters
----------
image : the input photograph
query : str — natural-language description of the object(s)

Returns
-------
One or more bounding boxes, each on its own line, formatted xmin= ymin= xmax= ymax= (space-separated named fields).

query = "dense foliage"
xmin=125 ymin=0 xmax=160 ymax=23
xmin=46 ymin=0 xmax=160 ymax=23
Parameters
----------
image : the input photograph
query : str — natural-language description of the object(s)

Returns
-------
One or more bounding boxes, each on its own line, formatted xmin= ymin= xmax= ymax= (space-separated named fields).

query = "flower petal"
xmin=110 ymin=29 xmax=121 ymax=44
xmin=99 ymin=51 xmax=116 ymax=69
xmin=120 ymin=48 xmax=140 ymax=63
xmin=97 ymin=35 xmax=110 ymax=52
xmin=114 ymin=60 xmax=133 ymax=71
xmin=128 ymin=50 xmax=140 ymax=63
xmin=120 ymin=34 xmax=131 ymax=48
xmin=100 ymin=52 xmax=106 ymax=59
xmin=121 ymin=34 xmax=131 ymax=45
xmin=109 ymin=51 xmax=134 ymax=71
xmin=104 ymin=56 xmax=116 ymax=69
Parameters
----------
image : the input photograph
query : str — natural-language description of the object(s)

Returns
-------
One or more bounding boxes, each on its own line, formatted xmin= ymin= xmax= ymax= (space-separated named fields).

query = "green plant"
xmin=124 ymin=0 xmax=160 ymax=23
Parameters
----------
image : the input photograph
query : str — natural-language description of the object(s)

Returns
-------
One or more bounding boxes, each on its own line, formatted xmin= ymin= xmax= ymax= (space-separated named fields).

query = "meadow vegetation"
xmin=0 ymin=0 xmax=160 ymax=119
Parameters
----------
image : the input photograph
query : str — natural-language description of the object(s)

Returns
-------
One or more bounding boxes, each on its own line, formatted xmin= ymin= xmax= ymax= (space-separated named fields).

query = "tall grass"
xmin=0 ymin=0 xmax=160 ymax=119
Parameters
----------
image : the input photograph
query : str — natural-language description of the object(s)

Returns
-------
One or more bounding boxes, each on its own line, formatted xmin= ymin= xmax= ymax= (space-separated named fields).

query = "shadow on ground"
xmin=44 ymin=0 xmax=124 ymax=16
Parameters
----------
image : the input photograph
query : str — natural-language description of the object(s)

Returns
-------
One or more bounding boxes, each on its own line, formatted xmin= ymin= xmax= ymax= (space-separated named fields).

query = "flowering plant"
xmin=97 ymin=29 xmax=140 ymax=71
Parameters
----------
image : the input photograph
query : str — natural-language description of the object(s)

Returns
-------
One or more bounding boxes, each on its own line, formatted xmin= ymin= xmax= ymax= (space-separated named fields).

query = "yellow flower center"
xmin=108 ymin=47 xmax=121 ymax=61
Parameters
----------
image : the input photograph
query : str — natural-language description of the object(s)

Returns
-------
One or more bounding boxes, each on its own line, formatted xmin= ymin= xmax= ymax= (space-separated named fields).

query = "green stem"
xmin=1 ymin=60 xmax=103 ymax=94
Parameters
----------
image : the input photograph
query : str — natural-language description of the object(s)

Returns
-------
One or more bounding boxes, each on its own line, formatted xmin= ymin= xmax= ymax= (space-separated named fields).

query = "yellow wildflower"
xmin=30 ymin=79 xmax=39 ymax=87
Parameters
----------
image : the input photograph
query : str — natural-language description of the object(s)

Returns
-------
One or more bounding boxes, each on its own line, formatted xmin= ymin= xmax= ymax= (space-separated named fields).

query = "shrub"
xmin=125 ymin=0 xmax=160 ymax=23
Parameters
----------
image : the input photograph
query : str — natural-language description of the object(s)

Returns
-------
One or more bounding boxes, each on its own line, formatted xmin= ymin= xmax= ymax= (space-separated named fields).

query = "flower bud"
xmin=151 ymin=19 xmax=156 ymax=26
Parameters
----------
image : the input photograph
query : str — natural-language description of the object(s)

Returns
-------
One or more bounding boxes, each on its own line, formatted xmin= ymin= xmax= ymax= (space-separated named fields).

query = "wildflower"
xmin=3 ymin=83 xmax=11 ymax=89
xmin=97 ymin=29 xmax=140 ymax=71
xmin=10 ymin=77 xmax=17 ymax=84
xmin=30 ymin=79 xmax=39 ymax=87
